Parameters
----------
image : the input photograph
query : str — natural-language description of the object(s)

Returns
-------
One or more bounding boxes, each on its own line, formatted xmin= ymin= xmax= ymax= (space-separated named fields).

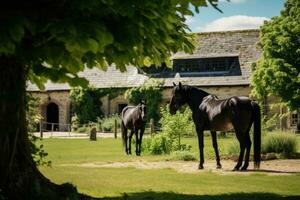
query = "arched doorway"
xmin=46 ymin=102 xmax=59 ymax=130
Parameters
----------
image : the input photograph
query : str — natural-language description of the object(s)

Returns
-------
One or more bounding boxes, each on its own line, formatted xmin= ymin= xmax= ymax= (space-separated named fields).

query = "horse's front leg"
xmin=135 ymin=129 xmax=139 ymax=156
xmin=128 ymin=130 xmax=134 ymax=155
xmin=211 ymin=131 xmax=222 ymax=169
xmin=196 ymin=126 xmax=205 ymax=169
xmin=123 ymin=127 xmax=129 ymax=155
xmin=138 ymin=127 xmax=145 ymax=156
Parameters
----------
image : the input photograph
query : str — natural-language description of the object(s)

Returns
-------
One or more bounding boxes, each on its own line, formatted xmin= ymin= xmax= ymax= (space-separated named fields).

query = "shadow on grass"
xmin=219 ymin=169 xmax=300 ymax=174
xmin=80 ymin=192 xmax=300 ymax=200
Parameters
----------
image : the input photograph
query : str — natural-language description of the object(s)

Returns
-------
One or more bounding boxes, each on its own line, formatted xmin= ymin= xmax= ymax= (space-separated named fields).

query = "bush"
xmin=76 ymin=126 xmax=89 ymax=133
xmin=100 ymin=115 xmax=120 ymax=132
xmin=226 ymin=131 xmax=298 ymax=159
xmin=70 ymin=86 xmax=104 ymax=124
xmin=146 ymin=133 xmax=172 ymax=155
xmin=171 ymin=150 xmax=197 ymax=161
xmin=159 ymin=106 xmax=195 ymax=150
xmin=262 ymin=132 xmax=297 ymax=157
xmin=262 ymin=114 xmax=280 ymax=132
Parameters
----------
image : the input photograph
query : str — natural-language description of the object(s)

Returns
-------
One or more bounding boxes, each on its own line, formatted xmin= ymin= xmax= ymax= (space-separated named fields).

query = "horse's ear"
xmin=173 ymin=82 xmax=176 ymax=87
xmin=140 ymin=99 xmax=145 ymax=104
xmin=179 ymin=82 xmax=182 ymax=89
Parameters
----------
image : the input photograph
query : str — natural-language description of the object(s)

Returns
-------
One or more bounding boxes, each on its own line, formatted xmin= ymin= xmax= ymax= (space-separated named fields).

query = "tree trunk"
xmin=0 ymin=56 xmax=77 ymax=199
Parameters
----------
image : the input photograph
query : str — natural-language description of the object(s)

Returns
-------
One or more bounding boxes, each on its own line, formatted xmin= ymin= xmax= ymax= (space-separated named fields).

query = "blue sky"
xmin=187 ymin=0 xmax=285 ymax=32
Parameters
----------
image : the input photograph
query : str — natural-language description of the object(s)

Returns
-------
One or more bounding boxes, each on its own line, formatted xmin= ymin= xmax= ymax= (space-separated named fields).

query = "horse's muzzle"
xmin=169 ymin=109 xmax=176 ymax=115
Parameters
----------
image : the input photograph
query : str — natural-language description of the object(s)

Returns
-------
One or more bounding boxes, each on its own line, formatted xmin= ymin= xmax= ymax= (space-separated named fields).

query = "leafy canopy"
xmin=251 ymin=0 xmax=300 ymax=110
xmin=1 ymin=0 xmax=220 ymax=89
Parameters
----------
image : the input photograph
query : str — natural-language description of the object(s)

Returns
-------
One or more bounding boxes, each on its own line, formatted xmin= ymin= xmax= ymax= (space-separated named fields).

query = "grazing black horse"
xmin=121 ymin=101 xmax=147 ymax=156
xmin=169 ymin=82 xmax=261 ymax=171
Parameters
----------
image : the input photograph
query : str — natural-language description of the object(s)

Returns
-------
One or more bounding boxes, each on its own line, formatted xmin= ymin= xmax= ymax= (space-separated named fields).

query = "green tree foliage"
xmin=1 ymin=0 xmax=219 ymax=88
xmin=26 ymin=95 xmax=51 ymax=166
xmin=125 ymin=79 xmax=163 ymax=121
xmin=251 ymin=0 xmax=300 ymax=110
xmin=0 ymin=0 xmax=220 ymax=198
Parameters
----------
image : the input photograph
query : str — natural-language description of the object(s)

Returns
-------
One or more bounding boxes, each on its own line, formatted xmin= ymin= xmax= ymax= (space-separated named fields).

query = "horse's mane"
xmin=183 ymin=85 xmax=209 ymax=98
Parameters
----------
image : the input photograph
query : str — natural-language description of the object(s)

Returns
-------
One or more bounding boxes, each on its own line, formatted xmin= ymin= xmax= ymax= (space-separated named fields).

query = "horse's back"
xmin=121 ymin=106 xmax=135 ymax=127
xmin=200 ymin=95 xmax=254 ymax=131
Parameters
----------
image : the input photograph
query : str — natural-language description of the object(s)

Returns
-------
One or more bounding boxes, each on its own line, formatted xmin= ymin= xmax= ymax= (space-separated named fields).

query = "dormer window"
xmin=140 ymin=56 xmax=242 ymax=77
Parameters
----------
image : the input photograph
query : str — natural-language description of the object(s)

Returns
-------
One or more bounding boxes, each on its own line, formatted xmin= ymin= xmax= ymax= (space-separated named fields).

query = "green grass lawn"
xmin=38 ymin=136 xmax=300 ymax=199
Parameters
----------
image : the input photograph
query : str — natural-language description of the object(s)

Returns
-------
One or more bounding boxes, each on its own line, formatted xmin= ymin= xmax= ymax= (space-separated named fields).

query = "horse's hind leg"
xmin=233 ymin=132 xmax=246 ymax=171
xmin=211 ymin=131 xmax=222 ymax=169
xmin=241 ymin=133 xmax=251 ymax=171
xmin=128 ymin=130 xmax=134 ymax=155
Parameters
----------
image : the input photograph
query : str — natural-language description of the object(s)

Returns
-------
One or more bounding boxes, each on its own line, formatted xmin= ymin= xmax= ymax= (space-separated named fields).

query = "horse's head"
xmin=169 ymin=82 xmax=187 ymax=115
xmin=138 ymin=100 xmax=147 ymax=121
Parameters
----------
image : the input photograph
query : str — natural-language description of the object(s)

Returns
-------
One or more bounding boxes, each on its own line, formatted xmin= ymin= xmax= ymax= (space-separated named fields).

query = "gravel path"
xmin=60 ymin=159 xmax=300 ymax=175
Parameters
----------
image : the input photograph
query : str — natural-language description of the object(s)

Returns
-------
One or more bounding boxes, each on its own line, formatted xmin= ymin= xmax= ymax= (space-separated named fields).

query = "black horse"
xmin=121 ymin=101 xmax=147 ymax=156
xmin=169 ymin=82 xmax=261 ymax=171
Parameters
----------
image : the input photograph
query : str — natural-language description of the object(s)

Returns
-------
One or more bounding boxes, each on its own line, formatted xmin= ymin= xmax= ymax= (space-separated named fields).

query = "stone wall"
xmin=31 ymin=91 xmax=70 ymax=131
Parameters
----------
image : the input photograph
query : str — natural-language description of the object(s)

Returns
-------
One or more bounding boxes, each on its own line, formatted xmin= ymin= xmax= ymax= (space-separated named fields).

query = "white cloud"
xmin=219 ymin=0 xmax=247 ymax=4
xmin=200 ymin=15 xmax=269 ymax=32
xmin=185 ymin=15 xmax=195 ymax=26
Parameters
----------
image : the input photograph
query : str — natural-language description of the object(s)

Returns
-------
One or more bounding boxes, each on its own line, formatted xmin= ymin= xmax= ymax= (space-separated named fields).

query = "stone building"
xmin=27 ymin=29 xmax=299 ymax=131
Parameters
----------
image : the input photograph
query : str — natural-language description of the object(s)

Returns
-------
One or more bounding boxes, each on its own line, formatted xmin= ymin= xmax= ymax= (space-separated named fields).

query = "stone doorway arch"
xmin=46 ymin=102 xmax=59 ymax=130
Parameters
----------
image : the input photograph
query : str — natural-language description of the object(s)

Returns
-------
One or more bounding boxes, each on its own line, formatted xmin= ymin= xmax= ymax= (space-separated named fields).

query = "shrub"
xmin=100 ymin=115 xmax=120 ymax=132
xmin=76 ymin=126 xmax=89 ymax=133
xmin=159 ymin=106 xmax=195 ymax=150
xmin=171 ymin=150 xmax=197 ymax=161
xmin=147 ymin=133 xmax=172 ymax=155
xmin=70 ymin=86 xmax=104 ymax=124
xmin=70 ymin=86 xmax=124 ymax=124
xmin=262 ymin=132 xmax=297 ymax=157
xmin=261 ymin=114 xmax=280 ymax=132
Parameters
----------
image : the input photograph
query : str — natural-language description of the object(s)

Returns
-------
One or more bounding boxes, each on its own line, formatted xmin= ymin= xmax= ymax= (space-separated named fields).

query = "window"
xmin=291 ymin=111 xmax=299 ymax=126
xmin=173 ymin=56 xmax=241 ymax=77
xmin=139 ymin=56 xmax=242 ymax=77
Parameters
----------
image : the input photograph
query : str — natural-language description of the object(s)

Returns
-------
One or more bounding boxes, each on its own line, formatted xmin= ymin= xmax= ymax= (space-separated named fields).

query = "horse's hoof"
xmin=198 ymin=165 xmax=204 ymax=170
xmin=216 ymin=164 xmax=222 ymax=169
xmin=241 ymin=166 xmax=248 ymax=171
xmin=232 ymin=167 xmax=240 ymax=171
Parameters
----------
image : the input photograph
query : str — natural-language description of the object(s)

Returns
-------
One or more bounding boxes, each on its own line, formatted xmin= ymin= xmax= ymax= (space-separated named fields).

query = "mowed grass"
xmin=38 ymin=135 xmax=300 ymax=199
xmin=38 ymin=135 xmax=237 ymax=165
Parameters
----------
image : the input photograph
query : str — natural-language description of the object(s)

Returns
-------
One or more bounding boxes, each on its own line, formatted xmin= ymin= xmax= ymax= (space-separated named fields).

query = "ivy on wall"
xmin=125 ymin=79 xmax=163 ymax=121
xmin=70 ymin=86 xmax=124 ymax=124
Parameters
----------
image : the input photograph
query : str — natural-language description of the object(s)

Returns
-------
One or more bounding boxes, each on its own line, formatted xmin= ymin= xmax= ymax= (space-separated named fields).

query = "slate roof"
xmin=27 ymin=29 xmax=261 ymax=92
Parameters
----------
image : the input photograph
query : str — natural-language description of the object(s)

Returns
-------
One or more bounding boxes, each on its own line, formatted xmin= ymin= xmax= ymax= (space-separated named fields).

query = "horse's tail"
xmin=251 ymin=101 xmax=261 ymax=169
